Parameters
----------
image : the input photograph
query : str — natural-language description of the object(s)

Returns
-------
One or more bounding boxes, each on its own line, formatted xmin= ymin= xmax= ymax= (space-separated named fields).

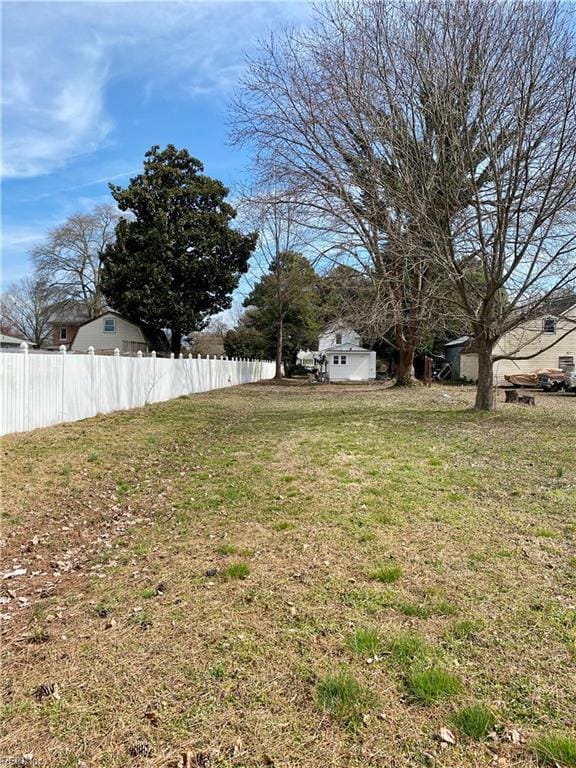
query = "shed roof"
xmin=323 ymin=343 xmax=371 ymax=353
xmin=444 ymin=335 xmax=471 ymax=347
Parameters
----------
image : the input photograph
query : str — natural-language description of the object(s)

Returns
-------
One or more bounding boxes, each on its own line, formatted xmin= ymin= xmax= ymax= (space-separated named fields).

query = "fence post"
xmin=136 ymin=351 xmax=143 ymax=407
xmin=149 ymin=350 xmax=156 ymax=403
xmin=59 ymin=345 xmax=67 ymax=423
xmin=88 ymin=346 xmax=96 ymax=416
xmin=20 ymin=342 xmax=29 ymax=432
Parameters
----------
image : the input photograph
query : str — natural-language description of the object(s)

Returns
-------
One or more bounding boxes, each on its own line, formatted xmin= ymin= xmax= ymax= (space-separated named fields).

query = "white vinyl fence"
xmin=1 ymin=345 xmax=275 ymax=436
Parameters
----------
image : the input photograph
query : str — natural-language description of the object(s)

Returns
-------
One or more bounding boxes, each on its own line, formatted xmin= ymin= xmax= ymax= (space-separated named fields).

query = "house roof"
xmin=0 ymin=333 xmax=33 ymax=346
xmin=444 ymin=335 xmax=471 ymax=347
xmin=323 ymin=343 xmax=371 ymax=353
xmin=540 ymin=296 xmax=576 ymax=317
xmin=320 ymin=322 xmax=359 ymax=334
xmin=49 ymin=303 xmax=91 ymax=324
xmin=75 ymin=310 xmax=142 ymax=332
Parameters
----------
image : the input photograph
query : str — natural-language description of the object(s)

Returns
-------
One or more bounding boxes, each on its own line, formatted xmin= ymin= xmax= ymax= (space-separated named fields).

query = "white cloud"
xmin=0 ymin=224 xmax=45 ymax=250
xmin=1 ymin=30 xmax=113 ymax=179
xmin=1 ymin=2 xmax=312 ymax=179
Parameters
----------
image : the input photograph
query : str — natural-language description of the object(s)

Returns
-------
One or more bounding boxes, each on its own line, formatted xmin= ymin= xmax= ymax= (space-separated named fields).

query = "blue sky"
xmin=1 ymin=0 xmax=312 ymax=295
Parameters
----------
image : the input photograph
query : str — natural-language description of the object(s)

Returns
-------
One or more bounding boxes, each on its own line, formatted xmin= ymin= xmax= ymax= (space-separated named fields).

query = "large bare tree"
xmin=346 ymin=0 xmax=576 ymax=408
xmin=0 ymin=277 xmax=64 ymax=348
xmin=393 ymin=0 xmax=576 ymax=409
xmin=233 ymin=0 xmax=576 ymax=404
xmin=32 ymin=204 xmax=119 ymax=318
xmin=232 ymin=1 xmax=460 ymax=381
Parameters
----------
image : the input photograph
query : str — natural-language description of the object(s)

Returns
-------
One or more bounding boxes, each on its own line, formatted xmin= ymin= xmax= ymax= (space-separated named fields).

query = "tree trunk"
xmin=474 ymin=343 xmax=496 ymax=411
xmin=395 ymin=343 xmax=415 ymax=385
xmin=275 ymin=315 xmax=283 ymax=379
xmin=171 ymin=326 xmax=181 ymax=356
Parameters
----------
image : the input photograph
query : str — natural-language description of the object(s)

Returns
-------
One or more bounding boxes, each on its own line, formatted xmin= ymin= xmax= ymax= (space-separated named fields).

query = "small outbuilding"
xmin=443 ymin=336 xmax=471 ymax=379
xmin=324 ymin=343 xmax=377 ymax=382
xmin=296 ymin=349 xmax=316 ymax=369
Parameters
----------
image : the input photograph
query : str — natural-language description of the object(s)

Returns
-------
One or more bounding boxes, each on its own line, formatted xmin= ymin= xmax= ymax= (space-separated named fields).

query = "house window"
xmin=340 ymin=355 xmax=347 ymax=365
xmin=559 ymin=356 xmax=574 ymax=370
xmin=103 ymin=317 xmax=116 ymax=333
xmin=333 ymin=355 xmax=339 ymax=365
xmin=335 ymin=333 xmax=342 ymax=345
xmin=59 ymin=326 xmax=67 ymax=340
xmin=543 ymin=317 xmax=556 ymax=334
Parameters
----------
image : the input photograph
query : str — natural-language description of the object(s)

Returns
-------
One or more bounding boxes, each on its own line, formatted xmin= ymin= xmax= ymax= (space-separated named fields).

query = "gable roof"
xmin=0 ymin=333 xmax=34 ymax=346
xmin=49 ymin=308 xmax=91 ymax=324
xmin=538 ymin=296 xmax=576 ymax=318
xmin=320 ymin=322 xmax=359 ymax=334
xmin=75 ymin=310 xmax=143 ymax=332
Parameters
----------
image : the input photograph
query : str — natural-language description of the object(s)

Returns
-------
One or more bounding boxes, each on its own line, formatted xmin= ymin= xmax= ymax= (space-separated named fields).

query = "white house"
xmin=319 ymin=324 xmax=376 ymax=382
xmin=460 ymin=300 xmax=576 ymax=385
xmin=71 ymin=311 xmax=149 ymax=354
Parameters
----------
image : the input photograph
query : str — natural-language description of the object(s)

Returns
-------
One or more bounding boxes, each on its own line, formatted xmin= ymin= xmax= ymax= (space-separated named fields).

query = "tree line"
xmin=2 ymin=1 xmax=575 ymax=411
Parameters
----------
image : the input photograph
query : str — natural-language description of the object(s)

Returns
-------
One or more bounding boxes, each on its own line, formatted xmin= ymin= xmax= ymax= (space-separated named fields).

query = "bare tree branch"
xmin=31 ymin=204 xmax=120 ymax=318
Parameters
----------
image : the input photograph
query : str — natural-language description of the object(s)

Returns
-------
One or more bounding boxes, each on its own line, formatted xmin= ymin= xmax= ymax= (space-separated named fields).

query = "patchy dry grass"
xmin=1 ymin=382 xmax=575 ymax=767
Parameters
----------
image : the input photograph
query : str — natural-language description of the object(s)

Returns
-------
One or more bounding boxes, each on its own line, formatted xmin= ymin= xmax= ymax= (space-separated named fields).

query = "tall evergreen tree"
xmin=101 ymin=145 xmax=257 ymax=354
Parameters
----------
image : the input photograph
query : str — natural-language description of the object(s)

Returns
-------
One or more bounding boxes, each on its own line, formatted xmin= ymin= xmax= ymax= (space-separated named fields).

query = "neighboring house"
xmin=49 ymin=308 xmax=90 ymax=350
xmin=0 ymin=333 xmax=34 ymax=348
xmin=71 ymin=311 xmax=150 ymax=354
xmin=459 ymin=301 xmax=576 ymax=385
xmin=298 ymin=323 xmax=377 ymax=382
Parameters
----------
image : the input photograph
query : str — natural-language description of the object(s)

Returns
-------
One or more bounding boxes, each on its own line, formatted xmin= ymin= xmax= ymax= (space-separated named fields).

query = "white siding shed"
xmin=325 ymin=345 xmax=377 ymax=381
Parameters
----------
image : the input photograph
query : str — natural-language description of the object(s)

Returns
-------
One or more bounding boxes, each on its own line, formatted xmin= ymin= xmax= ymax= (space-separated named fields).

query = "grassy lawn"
xmin=1 ymin=382 xmax=575 ymax=767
